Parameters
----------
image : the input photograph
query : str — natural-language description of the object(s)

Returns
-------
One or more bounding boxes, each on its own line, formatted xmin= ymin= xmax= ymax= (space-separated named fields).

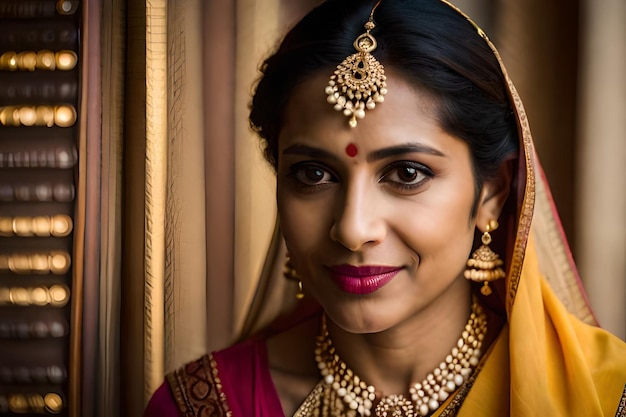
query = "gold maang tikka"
xmin=325 ymin=0 xmax=387 ymax=128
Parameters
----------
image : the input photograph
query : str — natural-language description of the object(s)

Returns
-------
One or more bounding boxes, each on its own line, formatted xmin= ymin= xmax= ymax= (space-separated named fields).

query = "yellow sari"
xmin=239 ymin=2 xmax=626 ymax=416
xmin=455 ymin=5 xmax=626 ymax=415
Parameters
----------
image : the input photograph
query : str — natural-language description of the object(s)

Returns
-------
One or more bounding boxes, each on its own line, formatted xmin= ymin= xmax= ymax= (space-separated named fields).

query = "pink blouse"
xmin=143 ymin=336 xmax=285 ymax=417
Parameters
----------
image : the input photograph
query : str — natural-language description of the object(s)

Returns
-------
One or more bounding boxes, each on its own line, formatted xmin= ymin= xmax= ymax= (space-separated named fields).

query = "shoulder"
xmin=143 ymin=353 xmax=234 ymax=417
xmin=570 ymin=318 xmax=626 ymax=414
xmin=146 ymin=305 xmax=322 ymax=417
xmin=161 ymin=338 xmax=269 ymax=417
xmin=144 ymin=381 xmax=183 ymax=417
xmin=571 ymin=317 xmax=626 ymax=372
xmin=166 ymin=353 xmax=232 ymax=417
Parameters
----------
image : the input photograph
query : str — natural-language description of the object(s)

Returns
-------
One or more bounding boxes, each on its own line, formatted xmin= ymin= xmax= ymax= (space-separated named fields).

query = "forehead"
xmin=278 ymin=68 xmax=447 ymax=150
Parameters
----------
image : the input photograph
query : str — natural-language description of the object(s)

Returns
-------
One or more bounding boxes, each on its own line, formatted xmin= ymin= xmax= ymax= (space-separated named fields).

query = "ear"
xmin=475 ymin=160 xmax=514 ymax=232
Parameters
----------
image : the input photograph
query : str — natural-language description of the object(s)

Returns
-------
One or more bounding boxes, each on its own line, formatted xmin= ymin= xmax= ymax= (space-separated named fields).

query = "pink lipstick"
xmin=327 ymin=265 xmax=402 ymax=295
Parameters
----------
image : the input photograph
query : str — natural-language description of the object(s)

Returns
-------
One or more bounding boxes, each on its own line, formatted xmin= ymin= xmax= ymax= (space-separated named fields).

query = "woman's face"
xmin=277 ymin=70 xmax=496 ymax=333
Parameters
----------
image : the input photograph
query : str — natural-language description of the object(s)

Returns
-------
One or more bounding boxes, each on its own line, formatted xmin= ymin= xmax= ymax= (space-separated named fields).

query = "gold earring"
xmin=325 ymin=0 xmax=387 ymax=128
xmin=464 ymin=219 xmax=505 ymax=295
xmin=284 ymin=255 xmax=304 ymax=299
xmin=296 ymin=281 xmax=304 ymax=300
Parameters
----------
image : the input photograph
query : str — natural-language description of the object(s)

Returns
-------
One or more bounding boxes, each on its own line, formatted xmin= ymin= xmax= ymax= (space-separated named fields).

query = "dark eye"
xmin=301 ymin=166 xmax=326 ymax=183
xmin=394 ymin=166 xmax=421 ymax=183
xmin=381 ymin=161 xmax=433 ymax=190
xmin=292 ymin=163 xmax=335 ymax=186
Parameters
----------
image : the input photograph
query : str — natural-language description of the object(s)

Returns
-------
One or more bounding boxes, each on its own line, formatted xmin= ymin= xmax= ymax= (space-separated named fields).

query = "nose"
xmin=329 ymin=182 xmax=386 ymax=251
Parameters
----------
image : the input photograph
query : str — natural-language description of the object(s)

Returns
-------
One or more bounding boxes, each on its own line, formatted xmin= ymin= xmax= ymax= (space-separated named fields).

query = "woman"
xmin=145 ymin=0 xmax=626 ymax=415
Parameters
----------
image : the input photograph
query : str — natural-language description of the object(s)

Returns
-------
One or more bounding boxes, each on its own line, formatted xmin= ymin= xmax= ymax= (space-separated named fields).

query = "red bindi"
xmin=345 ymin=143 xmax=358 ymax=157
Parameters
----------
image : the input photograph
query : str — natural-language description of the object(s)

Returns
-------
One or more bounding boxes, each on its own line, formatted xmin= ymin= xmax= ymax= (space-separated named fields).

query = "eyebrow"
xmin=367 ymin=143 xmax=445 ymax=161
xmin=282 ymin=144 xmax=339 ymax=161
xmin=282 ymin=142 xmax=445 ymax=160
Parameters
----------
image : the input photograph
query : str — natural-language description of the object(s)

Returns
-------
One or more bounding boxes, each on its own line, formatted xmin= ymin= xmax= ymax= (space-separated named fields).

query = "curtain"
xmin=121 ymin=0 xmax=290 ymax=415
xmin=576 ymin=0 xmax=626 ymax=341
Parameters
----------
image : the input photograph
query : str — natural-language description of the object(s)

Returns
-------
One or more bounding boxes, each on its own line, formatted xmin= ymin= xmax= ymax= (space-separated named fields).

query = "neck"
xmin=326 ymin=278 xmax=474 ymax=396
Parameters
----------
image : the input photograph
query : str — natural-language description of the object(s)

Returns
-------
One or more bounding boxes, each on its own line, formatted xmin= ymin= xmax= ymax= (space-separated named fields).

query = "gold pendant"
xmin=375 ymin=395 xmax=416 ymax=417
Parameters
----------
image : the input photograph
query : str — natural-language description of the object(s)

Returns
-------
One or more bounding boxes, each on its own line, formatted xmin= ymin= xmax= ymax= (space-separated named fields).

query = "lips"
xmin=326 ymin=264 xmax=403 ymax=295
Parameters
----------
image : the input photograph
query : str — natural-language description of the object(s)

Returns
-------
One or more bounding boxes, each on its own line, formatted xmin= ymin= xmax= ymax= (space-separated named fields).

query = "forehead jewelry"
xmin=325 ymin=0 xmax=388 ymax=128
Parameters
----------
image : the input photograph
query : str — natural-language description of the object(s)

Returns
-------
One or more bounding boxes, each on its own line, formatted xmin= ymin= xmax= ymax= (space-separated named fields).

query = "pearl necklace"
xmin=294 ymin=298 xmax=487 ymax=417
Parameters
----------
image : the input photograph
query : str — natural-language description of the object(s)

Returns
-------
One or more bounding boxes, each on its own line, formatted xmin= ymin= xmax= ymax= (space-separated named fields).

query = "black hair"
xmin=249 ymin=0 xmax=518 ymax=205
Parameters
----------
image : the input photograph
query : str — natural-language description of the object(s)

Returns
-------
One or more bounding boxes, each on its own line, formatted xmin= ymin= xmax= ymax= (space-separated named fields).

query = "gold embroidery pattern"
xmin=615 ymin=385 xmax=626 ymax=417
xmin=503 ymin=78 xmax=536 ymax=313
xmin=167 ymin=354 xmax=232 ymax=417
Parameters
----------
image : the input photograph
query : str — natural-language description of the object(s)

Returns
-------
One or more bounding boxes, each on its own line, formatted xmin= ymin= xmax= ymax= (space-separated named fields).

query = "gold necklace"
xmin=294 ymin=298 xmax=487 ymax=417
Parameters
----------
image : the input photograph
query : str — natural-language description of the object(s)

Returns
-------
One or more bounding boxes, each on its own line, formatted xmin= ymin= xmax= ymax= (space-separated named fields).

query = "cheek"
xmin=395 ymin=180 xmax=476 ymax=263
xmin=399 ymin=213 xmax=472 ymax=260
xmin=277 ymin=188 xmax=331 ymax=258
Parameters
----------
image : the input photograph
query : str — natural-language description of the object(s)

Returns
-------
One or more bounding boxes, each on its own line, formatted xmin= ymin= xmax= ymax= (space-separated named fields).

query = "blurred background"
xmin=2 ymin=0 xmax=622 ymax=416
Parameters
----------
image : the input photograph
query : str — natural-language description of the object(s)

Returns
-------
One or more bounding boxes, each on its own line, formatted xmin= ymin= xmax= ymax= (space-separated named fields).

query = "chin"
xmin=323 ymin=301 xmax=403 ymax=335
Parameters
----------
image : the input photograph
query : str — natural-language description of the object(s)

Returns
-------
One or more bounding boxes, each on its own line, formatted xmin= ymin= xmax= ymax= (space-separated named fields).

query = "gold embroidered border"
xmin=166 ymin=354 xmax=232 ymax=417
xmin=615 ymin=385 xmax=626 ymax=417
